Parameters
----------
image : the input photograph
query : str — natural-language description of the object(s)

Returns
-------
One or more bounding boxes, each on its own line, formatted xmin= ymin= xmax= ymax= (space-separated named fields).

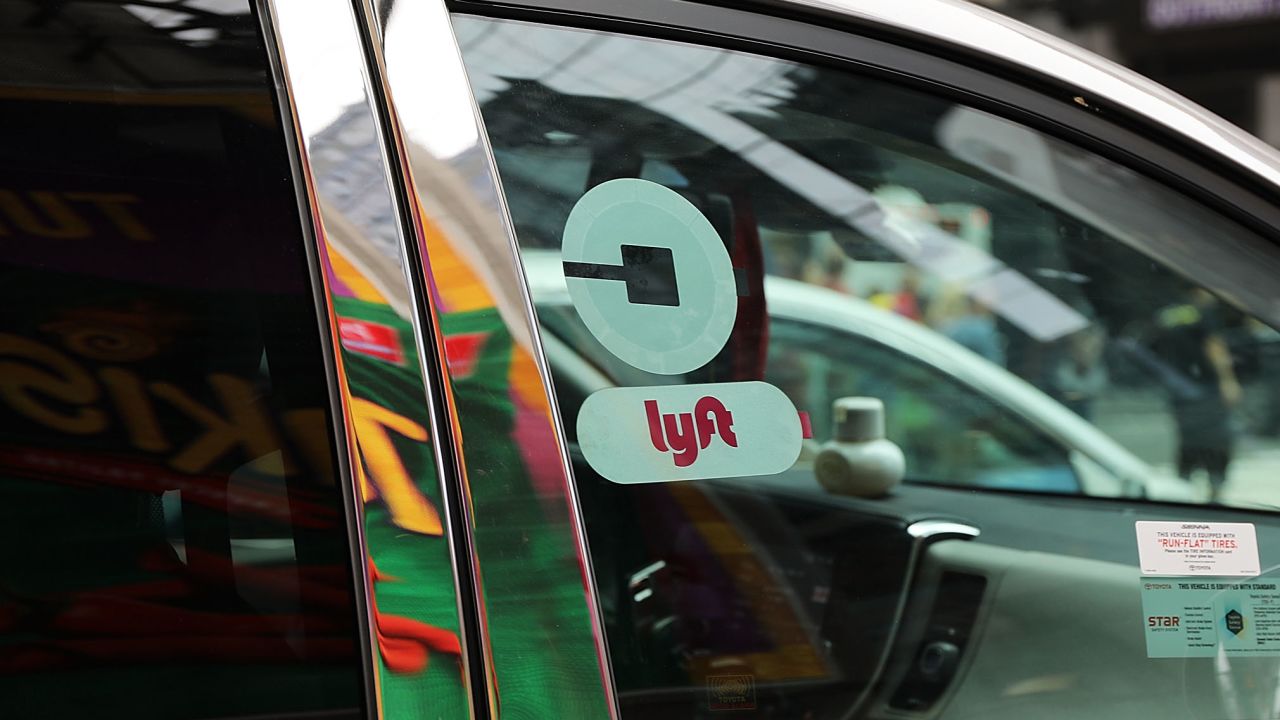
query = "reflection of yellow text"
xmin=0 ymin=333 xmax=328 ymax=477
xmin=351 ymin=397 xmax=443 ymax=536
xmin=0 ymin=334 xmax=107 ymax=434
xmin=0 ymin=190 xmax=152 ymax=241
xmin=152 ymin=376 xmax=284 ymax=474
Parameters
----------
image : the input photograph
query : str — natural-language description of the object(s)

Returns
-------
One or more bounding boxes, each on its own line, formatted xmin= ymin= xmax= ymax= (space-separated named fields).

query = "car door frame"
xmin=438 ymin=1 xmax=1280 ymax=715
xmin=262 ymin=0 xmax=1280 ymax=717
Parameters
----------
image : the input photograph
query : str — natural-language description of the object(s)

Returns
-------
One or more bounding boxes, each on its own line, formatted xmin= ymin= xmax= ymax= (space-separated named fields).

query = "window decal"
xmin=1141 ymin=579 xmax=1280 ymax=657
xmin=1135 ymin=521 xmax=1260 ymax=576
xmin=577 ymin=382 xmax=803 ymax=484
xmin=562 ymin=178 xmax=738 ymax=375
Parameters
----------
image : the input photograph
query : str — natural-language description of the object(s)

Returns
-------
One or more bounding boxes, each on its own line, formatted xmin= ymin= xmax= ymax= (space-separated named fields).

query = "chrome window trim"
xmin=343 ymin=1 xmax=500 ymax=713
xmin=254 ymin=4 xmax=380 ymax=716
xmin=355 ymin=0 xmax=620 ymax=716
xmin=259 ymin=0 xmax=493 ymax=716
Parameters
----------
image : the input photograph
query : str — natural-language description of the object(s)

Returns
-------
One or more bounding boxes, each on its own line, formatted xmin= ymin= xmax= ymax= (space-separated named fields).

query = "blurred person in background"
xmin=932 ymin=288 xmax=1005 ymax=366
xmin=1053 ymin=325 xmax=1109 ymax=420
xmin=1152 ymin=287 xmax=1242 ymax=501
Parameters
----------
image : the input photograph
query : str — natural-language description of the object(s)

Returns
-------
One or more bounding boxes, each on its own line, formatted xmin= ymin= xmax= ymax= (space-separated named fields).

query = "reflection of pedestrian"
xmin=941 ymin=297 xmax=1004 ymax=366
xmin=895 ymin=267 xmax=924 ymax=322
xmin=764 ymin=234 xmax=811 ymax=281
xmin=1153 ymin=289 xmax=1242 ymax=501
xmin=867 ymin=267 xmax=926 ymax=322
xmin=868 ymin=286 xmax=895 ymax=312
xmin=807 ymin=247 xmax=851 ymax=294
xmin=1054 ymin=327 xmax=1108 ymax=420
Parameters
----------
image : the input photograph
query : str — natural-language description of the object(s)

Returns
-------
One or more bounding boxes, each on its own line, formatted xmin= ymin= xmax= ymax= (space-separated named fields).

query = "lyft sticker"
xmin=577 ymin=381 xmax=803 ymax=484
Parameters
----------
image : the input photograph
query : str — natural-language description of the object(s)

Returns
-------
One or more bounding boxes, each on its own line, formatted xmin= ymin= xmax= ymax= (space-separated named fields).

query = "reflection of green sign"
xmin=562 ymin=178 xmax=737 ymax=375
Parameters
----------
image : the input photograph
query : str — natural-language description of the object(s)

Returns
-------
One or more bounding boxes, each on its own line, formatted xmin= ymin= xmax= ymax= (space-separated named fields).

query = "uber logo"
xmin=561 ymin=178 xmax=737 ymax=375
xmin=564 ymin=244 xmax=680 ymax=307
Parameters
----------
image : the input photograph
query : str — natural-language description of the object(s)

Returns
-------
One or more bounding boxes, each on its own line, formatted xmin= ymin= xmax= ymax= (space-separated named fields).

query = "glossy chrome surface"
xmin=364 ymin=0 xmax=618 ymax=716
xmin=261 ymin=0 xmax=480 ymax=716
xmin=255 ymin=4 xmax=380 ymax=717
xmin=907 ymin=519 xmax=982 ymax=540
xmin=777 ymin=0 xmax=1280 ymax=191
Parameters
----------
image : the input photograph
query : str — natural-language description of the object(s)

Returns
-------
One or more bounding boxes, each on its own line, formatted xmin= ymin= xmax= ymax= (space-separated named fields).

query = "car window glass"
xmin=454 ymin=13 xmax=1280 ymax=719
xmin=768 ymin=319 xmax=1080 ymax=492
xmin=0 ymin=3 xmax=364 ymax=717
xmin=456 ymin=15 xmax=1280 ymax=509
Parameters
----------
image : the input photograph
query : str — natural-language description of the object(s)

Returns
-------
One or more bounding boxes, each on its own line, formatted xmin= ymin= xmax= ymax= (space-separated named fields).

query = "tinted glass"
xmin=457 ymin=16 xmax=1280 ymax=508
xmin=456 ymin=14 xmax=1280 ymax=720
xmin=0 ymin=3 xmax=364 ymax=717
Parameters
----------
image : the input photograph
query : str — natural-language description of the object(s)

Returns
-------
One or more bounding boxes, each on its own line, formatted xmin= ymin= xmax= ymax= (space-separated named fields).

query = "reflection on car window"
xmin=0 ymin=3 xmax=363 ymax=718
xmin=768 ymin=319 xmax=1080 ymax=492
xmin=455 ymin=12 xmax=1280 ymax=719
xmin=457 ymin=16 xmax=1280 ymax=509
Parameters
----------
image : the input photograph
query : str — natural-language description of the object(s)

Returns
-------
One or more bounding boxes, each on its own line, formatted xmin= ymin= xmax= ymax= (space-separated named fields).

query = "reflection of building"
xmin=0 ymin=1 xmax=270 ymax=107
xmin=976 ymin=0 xmax=1280 ymax=145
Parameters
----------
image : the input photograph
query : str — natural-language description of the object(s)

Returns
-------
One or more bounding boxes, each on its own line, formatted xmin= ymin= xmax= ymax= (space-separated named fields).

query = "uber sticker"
xmin=1135 ymin=521 xmax=1260 ymax=577
xmin=1141 ymin=579 xmax=1280 ymax=657
xmin=561 ymin=178 xmax=737 ymax=375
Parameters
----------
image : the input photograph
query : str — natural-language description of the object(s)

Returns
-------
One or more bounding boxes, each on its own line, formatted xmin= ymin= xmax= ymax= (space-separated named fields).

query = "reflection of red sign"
xmin=443 ymin=332 xmax=487 ymax=379
xmin=339 ymin=318 xmax=403 ymax=365
xmin=0 ymin=445 xmax=338 ymax=528
xmin=368 ymin=558 xmax=461 ymax=674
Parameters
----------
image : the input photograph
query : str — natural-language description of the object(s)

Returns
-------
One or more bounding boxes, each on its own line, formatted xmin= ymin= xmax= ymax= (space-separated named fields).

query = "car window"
xmin=768 ymin=317 xmax=1081 ymax=493
xmin=453 ymin=12 xmax=1280 ymax=720
xmin=0 ymin=3 xmax=365 ymax=718
xmin=456 ymin=15 xmax=1280 ymax=509
xmin=537 ymin=298 xmax=1081 ymax=493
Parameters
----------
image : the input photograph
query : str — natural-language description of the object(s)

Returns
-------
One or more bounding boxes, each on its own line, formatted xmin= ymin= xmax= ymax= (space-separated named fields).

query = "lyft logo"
xmin=644 ymin=397 xmax=738 ymax=467
xmin=578 ymin=381 xmax=802 ymax=484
